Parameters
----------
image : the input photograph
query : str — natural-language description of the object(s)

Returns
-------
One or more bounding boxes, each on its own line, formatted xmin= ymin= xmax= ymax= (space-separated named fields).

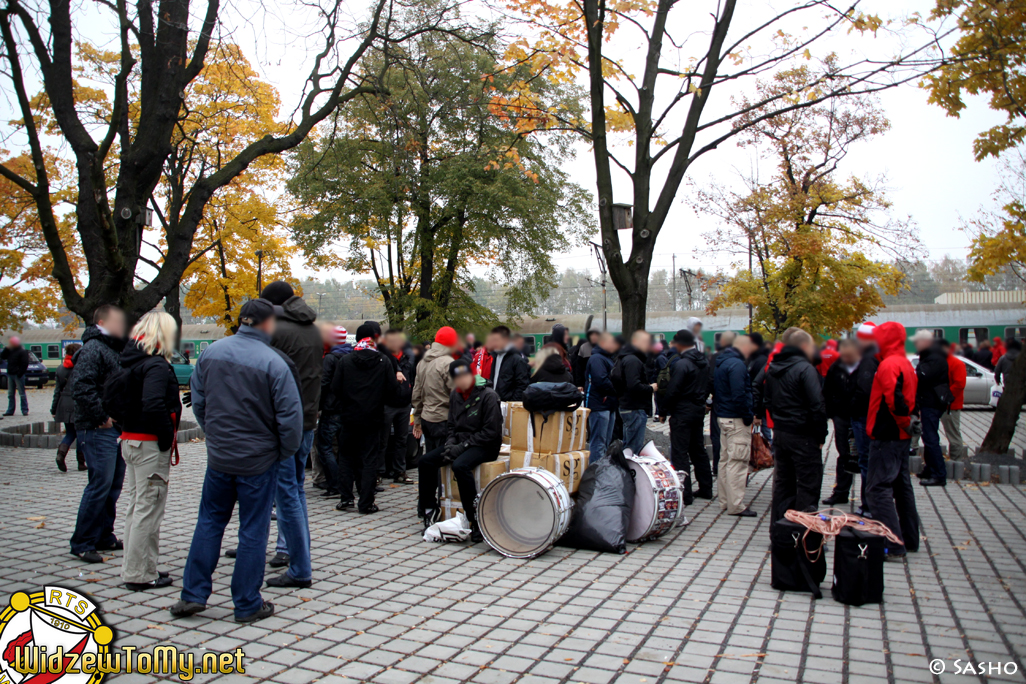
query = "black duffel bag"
xmin=770 ymin=519 xmax=827 ymax=599
xmin=831 ymin=527 xmax=885 ymax=606
xmin=559 ymin=440 xmax=635 ymax=554
xmin=522 ymin=382 xmax=583 ymax=414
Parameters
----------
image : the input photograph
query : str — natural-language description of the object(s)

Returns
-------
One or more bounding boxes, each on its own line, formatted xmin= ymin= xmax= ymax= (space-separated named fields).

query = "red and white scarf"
xmin=354 ymin=337 xmax=377 ymax=351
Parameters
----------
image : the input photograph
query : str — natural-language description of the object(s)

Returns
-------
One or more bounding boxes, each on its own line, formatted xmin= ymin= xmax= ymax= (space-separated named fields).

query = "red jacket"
xmin=867 ymin=322 xmax=918 ymax=440
xmin=817 ymin=340 xmax=839 ymax=377
xmin=992 ymin=339 xmax=1006 ymax=367
xmin=471 ymin=346 xmax=493 ymax=380
xmin=947 ymin=353 xmax=967 ymax=411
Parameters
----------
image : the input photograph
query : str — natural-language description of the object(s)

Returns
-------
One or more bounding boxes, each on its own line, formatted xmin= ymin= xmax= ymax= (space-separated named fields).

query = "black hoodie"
xmin=332 ymin=347 xmax=400 ymax=424
xmin=617 ymin=344 xmax=653 ymax=413
xmin=661 ymin=347 xmax=710 ymax=421
xmin=270 ymin=295 xmax=322 ymax=430
xmin=762 ymin=345 xmax=828 ymax=442
xmin=72 ymin=325 xmax=125 ymax=430
xmin=118 ymin=340 xmax=183 ymax=451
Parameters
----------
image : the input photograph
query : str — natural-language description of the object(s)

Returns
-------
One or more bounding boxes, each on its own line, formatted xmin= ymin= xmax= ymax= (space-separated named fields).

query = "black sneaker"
xmin=359 ymin=505 xmax=380 ymax=514
xmin=729 ymin=508 xmax=757 ymax=518
xmin=422 ymin=508 xmax=440 ymax=531
xmin=97 ymin=539 xmax=124 ymax=551
xmin=266 ymin=573 xmax=312 ymax=588
xmin=125 ymin=575 xmax=174 ymax=591
xmin=821 ymin=494 xmax=849 ymax=506
xmin=225 ymin=548 xmax=237 ymax=558
xmin=692 ymin=489 xmax=714 ymax=500
xmin=268 ymin=552 xmax=290 ymax=568
xmin=920 ymin=478 xmax=947 ymax=487
xmin=335 ymin=499 xmax=354 ymax=511
xmin=320 ymin=488 xmax=340 ymax=497
xmin=235 ymin=601 xmax=274 ymax=623
xmin=470 ymin=522 xmax=484 ymax=544
xmin=170 ymin=600 xmax=206 ymax=618
xmin=73 ymin=550 xmax=103 ymax=563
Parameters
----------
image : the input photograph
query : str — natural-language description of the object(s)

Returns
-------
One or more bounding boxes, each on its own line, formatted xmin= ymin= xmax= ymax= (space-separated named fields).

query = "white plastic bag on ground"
xmin=990 ymin=383 xmax=1003 ymax=408
xmin=423 ymin=512 xmax=471 ymax=543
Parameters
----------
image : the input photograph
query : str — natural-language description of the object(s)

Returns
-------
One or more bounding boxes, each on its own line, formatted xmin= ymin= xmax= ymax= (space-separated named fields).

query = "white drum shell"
xmin=626 ymin=456 xmax=684 ymax=542
xmin=477 ymin=467 xmax=573 ymax=559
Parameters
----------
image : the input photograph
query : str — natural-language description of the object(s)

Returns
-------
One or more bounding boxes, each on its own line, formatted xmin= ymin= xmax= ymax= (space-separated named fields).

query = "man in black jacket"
xmin=488 ymin=326 xmax=531 ymax=401
xmin=850 ymin=324 xmax=880 ymax=515
xmin=912 ymin=330 xmax=951 ymax=487
xmin=417 ymin=359 xmax=503 ymax=543
xmin=260 ymin=281 xmax=322 ymax=587
xmin=70 ymin=305 xmax=128 ymax=563
xmin=821 ymin=339 xmax=860 ymax=505
xmin=617 ymin=331 xmax=658 ymax=454
xmin=758 ymin=329 xmax=828 ymax=526
xmin=661 ymin=329 xmax=712 ymax=504
xmin=332 ymin=323 xmax=400 ymax=514
xmin=316 ymin=327 xmax=352 ymax=500
xmin=2 ymin=336 xmax=31 ymax=416
xmin=380 ymin=328 xmax=416 ymax=484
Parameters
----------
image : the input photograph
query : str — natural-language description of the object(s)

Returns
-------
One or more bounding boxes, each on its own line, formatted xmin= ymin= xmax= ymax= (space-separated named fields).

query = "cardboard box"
xmin=442 ymin=457 xmax=510 ymax=501
xmin=507 ymin=403 xmax=590 ymax=454
xmin=500 ymin=402 xmax=514 ymax=443
xmin=509 ymin=450 xmax=589 ymax=494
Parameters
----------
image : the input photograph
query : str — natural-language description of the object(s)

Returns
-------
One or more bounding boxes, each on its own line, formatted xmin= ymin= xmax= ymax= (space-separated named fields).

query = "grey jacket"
xmin=191 ymin=325 xmax=304 ymax=476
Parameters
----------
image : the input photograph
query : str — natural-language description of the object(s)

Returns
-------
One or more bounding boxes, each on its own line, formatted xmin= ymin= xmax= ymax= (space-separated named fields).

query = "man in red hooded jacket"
xmin=865 ymin=321 xmax=920 ymax=560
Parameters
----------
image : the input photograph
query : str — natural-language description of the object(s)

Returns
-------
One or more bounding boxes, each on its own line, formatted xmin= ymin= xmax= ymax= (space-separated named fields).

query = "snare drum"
xmin=626 ymin=456 xmax=684 ymax=542
xmin=477 ymin=467 xmax=574 ymax=559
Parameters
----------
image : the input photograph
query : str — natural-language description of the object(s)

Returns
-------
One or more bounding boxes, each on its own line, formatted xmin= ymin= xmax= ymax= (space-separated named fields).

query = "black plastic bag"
xmin=559 ymin=440 xmax=635 ymax=554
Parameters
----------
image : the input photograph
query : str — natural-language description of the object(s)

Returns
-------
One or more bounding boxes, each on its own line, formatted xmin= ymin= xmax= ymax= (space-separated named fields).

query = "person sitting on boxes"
xmin=418 ymin=358 xmax=503 ymax=542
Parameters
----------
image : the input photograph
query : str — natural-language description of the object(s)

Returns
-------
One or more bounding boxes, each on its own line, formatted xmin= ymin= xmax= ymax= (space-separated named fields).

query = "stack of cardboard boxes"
xmin=437 ymin=401 xmax=591 ymax=520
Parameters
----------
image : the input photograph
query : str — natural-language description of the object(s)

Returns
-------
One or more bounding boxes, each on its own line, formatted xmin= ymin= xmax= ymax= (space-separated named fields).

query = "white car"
xmin=907 ymin=354 xmax=994 ymax=407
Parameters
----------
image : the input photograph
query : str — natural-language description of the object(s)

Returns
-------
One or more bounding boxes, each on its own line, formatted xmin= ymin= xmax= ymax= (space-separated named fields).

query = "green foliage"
xmin=287 ymin=29 xmax=593 ymax=340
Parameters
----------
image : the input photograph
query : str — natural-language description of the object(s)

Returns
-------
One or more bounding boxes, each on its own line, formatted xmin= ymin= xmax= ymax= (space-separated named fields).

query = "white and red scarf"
xmin=354 ymin=337 xmax=377 ymax=351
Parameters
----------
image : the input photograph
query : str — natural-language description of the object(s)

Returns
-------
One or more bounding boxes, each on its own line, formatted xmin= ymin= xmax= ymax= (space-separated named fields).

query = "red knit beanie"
xmin=435 ymin=326 xmax=458 ymax=348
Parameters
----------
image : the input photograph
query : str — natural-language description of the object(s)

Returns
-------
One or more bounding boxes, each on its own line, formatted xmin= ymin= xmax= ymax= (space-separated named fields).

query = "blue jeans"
xmin=6 ymin=373 xmax=27 ymax=415
xmin=274 ymin=430 xmax=314 ymax=581
xmin=316 ymin=415 xmax=343 ymax=492
xmin=920 ymin=407 xmax=945 ymax=483
xmin=61 ymin=422 xmax=77 ymax=448
xmin=588 ymin=410 xmax=616 ymax=461
xmin=181 ymin=464 xmax=279 ymax=618
xmin=619 ymin=409 xmax=648 ymax=455
xmin=70 ymin=428 xmax=125 ymax=554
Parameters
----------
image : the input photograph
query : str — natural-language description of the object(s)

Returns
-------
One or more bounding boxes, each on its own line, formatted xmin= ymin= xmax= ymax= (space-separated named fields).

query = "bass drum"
xmin=626 ymin=456 xmax=684 ymax=542
xmin=477 ymin=467 xmax=573 ymax=559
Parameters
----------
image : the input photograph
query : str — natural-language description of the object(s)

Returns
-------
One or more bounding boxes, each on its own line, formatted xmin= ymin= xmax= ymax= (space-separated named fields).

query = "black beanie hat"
xmin=449 ymin=358 xmax=472 ymax=379
xmin=356 ymin=323 xmax=377 ymax=341
xmin=260 ymin=281 xmax=295 ymax=305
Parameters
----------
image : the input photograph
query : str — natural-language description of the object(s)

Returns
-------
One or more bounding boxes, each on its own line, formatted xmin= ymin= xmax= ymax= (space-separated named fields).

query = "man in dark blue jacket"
xmin=662 ymin=330 xmax=712 ymax=504
xmin=585 ymin=333 xmax=620 ymax=460
xmin=713 ymin=332 xmax=756 ymax=517
xmin=174 ymin=299 xmax=303 ymax=623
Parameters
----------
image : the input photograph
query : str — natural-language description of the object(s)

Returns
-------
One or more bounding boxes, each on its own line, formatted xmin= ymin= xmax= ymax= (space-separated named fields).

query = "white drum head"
xmin=478 ymin=473 xmax=557 ymax=558
xmin=626 ymin=461 xmax=656 ymax=541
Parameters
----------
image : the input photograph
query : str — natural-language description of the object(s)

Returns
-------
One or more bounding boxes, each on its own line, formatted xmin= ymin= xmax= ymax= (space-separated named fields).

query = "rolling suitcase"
xmin=831 ymin=527 xmax=885 ymax=605
xmin=770 ymin=519 xmax=827 ymax=599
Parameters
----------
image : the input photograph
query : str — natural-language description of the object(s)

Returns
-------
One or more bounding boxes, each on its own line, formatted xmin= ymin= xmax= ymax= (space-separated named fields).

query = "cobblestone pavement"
xmin=2 ymin=388 xmax=1026 ymax=683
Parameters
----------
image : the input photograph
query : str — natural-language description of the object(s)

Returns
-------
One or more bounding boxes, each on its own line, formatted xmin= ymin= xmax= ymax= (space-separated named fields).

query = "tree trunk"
xmin=163 ymin=287 xmax=183 ymax=347
xmin=981 ymin=351 xmax=1026 ymax=453
xmin=617 ymin=274 xmax=649 ymax=335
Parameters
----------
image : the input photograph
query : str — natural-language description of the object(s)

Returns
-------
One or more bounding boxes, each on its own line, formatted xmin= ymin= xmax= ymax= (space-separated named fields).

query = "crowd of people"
xmin=38 ymin=286 xmax=1022 ymax=623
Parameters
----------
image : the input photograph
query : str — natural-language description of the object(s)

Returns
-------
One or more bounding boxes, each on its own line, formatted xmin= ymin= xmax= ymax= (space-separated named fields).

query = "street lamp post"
xmin=255 ymin=250 xmax=264 ymax=294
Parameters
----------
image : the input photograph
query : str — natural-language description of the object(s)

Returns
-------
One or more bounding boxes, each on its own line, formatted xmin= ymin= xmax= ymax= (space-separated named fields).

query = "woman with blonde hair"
xmin=530 ymin=343 xmax=575 ymax=384
xmin=118 ymin=311 xmax=182 ymax=591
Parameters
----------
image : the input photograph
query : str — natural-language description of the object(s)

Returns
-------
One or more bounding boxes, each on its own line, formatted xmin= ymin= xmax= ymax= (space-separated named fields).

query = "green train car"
xmin=515 ymin=302 xmax=1026 ymax=353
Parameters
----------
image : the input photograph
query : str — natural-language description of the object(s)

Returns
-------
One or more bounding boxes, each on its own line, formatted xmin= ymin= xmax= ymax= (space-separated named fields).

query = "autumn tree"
xmin=700 ymin=68 xmax=921 ymax=338
xmin=287 ymin=30 xmax=593 ymax=339
xmin=501 ymin=0 xmax=949 ymax=333
xmin=958 ymin=149 xmax=1026 ymax=453
xmin=0 ymin=0 xmax=469 ymax=324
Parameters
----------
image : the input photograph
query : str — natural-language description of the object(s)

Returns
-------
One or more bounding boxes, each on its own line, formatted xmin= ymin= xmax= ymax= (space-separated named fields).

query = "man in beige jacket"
xmin=412 ymin=326 xmax=459 ymax=453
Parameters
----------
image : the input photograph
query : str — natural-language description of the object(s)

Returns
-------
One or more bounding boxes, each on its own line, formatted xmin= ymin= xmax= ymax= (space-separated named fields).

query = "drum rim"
xmin=625 ymin=456 xmax=683 ymax=542
xmin=478 ymin=468 xmax=567 ymax=559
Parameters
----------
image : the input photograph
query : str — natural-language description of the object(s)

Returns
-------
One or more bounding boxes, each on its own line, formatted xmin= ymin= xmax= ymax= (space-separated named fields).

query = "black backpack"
xmin=656 ymin=354 xmax=678 ymax=397
xmin=609 ymin=357 xmax=627 ymax=395
xmin=831 ymin=527 xmax=885 ymax=605
xmin=770 ymin=519 xmax=827 ymax=599
xmin=522 ymin=382 xmax=583 ymax=414
xmin=102 ymin=365 xmax=137 ymax=425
